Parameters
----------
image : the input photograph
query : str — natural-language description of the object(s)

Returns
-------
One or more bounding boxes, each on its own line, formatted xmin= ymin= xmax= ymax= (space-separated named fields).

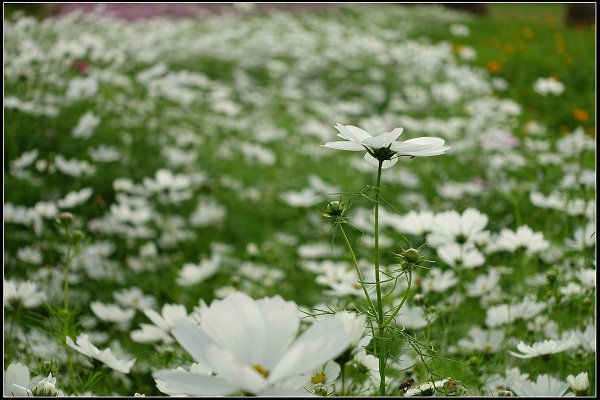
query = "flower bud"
xmin=413 ymin=293 xmax=426 ymax=305
xmin=31 ymin=376 xmax=59 ymax=397
xmin=404 ymin=248 xmax=419 ymax=263
xmin=314 ymin=386 xmax=328 ymax=396
xmin=57 ymin=212 xmax=74 ymax=223
xmin=545 ymin=269 xmax=558 ymax=285
xmin=325 ymin=201 xmax=345 ymax=217
xmin=567 ymin=372 xmax=589 ymax=393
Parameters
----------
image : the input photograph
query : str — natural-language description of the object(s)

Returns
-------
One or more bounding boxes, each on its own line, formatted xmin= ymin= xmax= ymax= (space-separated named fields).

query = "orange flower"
xmin=487 ymin=60 xmax=502 ymax=74
xmin=523 ymin=27 xmax=535 ymax=39
xmin=573 ymin=109 xmax=589 ymax=122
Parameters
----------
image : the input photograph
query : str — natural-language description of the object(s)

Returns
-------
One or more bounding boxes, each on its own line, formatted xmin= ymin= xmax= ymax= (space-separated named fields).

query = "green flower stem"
xmin=384 ymin=271 xmax=412 ymax=326
xmin=339 ymin=226 xmax=378 ymax=318
xmin=63 ymin=230 xmax=72 ymax=312
xmin=340 ymin=363 xmax=346 ymax=395
xmin=374 ymin=160 xmax=386 ymax=396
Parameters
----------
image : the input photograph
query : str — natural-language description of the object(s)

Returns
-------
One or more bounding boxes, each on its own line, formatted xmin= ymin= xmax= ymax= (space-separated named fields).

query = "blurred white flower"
xmin=114 ymin=287 xmax=156 ymax=310
xmin=450 ymin=23 xmax=470 ymax=37
xmin=427 ymin=208 xmax=489 ymax=248
xmin=3 ymin=362 xmax=34 ymax=397
xmin=57 ymin=188 xmax=93 ymax=209
xmin=66 ymin=334 xmax=136 ymax=373
xmin=177 ymin=253 xmax=222 ymax=286
xmin=405 ymin=378 xmax=450 ymax=397
xmin=533 ymin=77 xmax=565 ymax=96
xmin=485 ymin=298 xmax=547 ymax=327
xmin=4 ymin=280 xmax=45 ymax=309
xmin=510 ymin=374 xmax=571 ymax=397
xmin=437 ymin=243 xmax=484 ymax=269
xmin=487 ymin=225 xmax=549 ymax=255
xmin=466 ymin=269 xmax=501 ymax=297
xmin=458 ymin=327 xmax=504 ymax=353
xmin=66 ymin=76 xmax=99 ymax=101
xmin=131 ymin=304 xmax=188 ymax=344
xmin=154 ymin=292 xmax=350 ymax=396
xmin=72 ymin=111 xmax=100 ymax=139
xmin=90 ymin=301 xmax=136 ymax=327
xmin=509 ymin=336 xmax=576 ymax=359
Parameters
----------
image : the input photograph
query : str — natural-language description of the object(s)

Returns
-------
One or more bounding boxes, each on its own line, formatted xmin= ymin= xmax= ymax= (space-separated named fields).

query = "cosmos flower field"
xmin=4 ymin=4 xmax=596 ymax=397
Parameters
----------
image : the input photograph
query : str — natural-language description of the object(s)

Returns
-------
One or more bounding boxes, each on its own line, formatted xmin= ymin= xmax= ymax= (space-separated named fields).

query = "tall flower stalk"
xmin=323 ymin=123 xmax=449 ymax=395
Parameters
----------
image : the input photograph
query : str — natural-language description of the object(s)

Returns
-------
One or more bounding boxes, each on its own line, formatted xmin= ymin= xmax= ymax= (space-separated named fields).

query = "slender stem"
xmin=374 ymin=160 xmax=386 ymax=396
xmin=384 ymin=272 xmax=412 ymax=326
xmin=63 ymin=230 xmax=72 ymax=312
xmin=339 ymin=225 xmax=377 ymax=318
xmin=340 ymin=363 xmax=346 ymax=395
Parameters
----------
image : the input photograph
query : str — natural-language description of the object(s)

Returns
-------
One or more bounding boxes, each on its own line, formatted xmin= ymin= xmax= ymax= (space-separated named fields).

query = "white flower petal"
xmin=153 ymin=370 xmax=237 ymax=396
xmin=171 ymin=317 xmax=217 ymax=367
xmin=269 ymin=317 xmax=350 ymax=383
xmin=256 ymin=296 xmax=300 ymax=369
xmin=201 ymin=292 xmax=267 ymax=365
xmin=205 ymin=345 xmax=268 ymax=394
xmin=361 ymin=128 xmax=403 ymax=149
xmin=322 ymin=141 xmax=365 ymax=151
xmin=334 ymin=124 xmax=372 ymax=142
xmin=259 ymin=386 xmax=314 ymax=396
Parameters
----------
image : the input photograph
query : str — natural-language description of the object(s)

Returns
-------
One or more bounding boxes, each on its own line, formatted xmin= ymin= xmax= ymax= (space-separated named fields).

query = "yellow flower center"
xmin=352 ymin=282 xmax=361 ymax=289
xmin=311 ymin=372 xmax=326 ymax=384
xmin=252 ymin=364 xmax=269 ymax=378
xmin=483 ymin=344 xmax=494 ymax=353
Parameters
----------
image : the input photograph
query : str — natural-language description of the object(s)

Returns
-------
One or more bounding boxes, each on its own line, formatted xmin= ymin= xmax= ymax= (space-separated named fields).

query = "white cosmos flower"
xmin=153 ymin=292 xmax=350 ymax=396
xmin=176 ymin=253 xmax=222 ymax=286
xmin=334 ymin=311 xmax=371 ymax=351
xmin=3 ymin=362 xmax=34 ymax=397
xmin=437 ymin=243 xmax=485 ymax=269
xmin=427 ymin=208 xmax=489 ymax=248
xmin=57 ymin=188 xmax=93 ymax=209
xmin=90 ymin=301 xmax=135 ymax=326
xmin=303 ymin=360 xmax=341 ymax=391
xmin=457 ymin=327 xmax=504 ymax=353
xmin=392 ymin=210 xmax=435 ymax=235
xmin=66 ymin=334 xmax=136 ymax=373
xmin=405 ymin=378 xmax=450 ymax=397
xmin=510 ymin=374 xmax=571 ymax=397
xmin=509 ymin=336 xmax=576 ymax=359
xmin=352 ymin=348 xmax=379 ymax=384
xmin=533 ymin=77 xmax=565 ymax=96
xmin=323 ymin=123 xmax=449 ymax=169
xmin=131 ymin=304 xmax=188 ymax=344
xmin=4 ymin=280 xmax=45 ymax=309
xmin=487 ymin=225 xmax=549 ymax=254
xmin=485 ymin=298 xmax=547 ymax=327
xmin=466 ymin=269 xmax=501 ymax=297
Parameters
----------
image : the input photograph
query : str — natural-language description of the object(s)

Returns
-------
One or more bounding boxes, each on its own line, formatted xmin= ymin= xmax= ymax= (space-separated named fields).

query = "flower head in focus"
xmin=323 ymin=123 xmax=449 ymax=169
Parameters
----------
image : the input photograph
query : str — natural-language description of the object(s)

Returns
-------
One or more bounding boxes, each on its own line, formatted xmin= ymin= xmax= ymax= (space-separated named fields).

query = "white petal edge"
xmin=322 ymin=141 xmax=365 ymax=151
xmin=153 ymin=370 xmax=238 ymax=396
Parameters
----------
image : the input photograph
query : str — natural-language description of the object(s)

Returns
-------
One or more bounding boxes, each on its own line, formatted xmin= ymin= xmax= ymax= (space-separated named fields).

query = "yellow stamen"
xmin=352 ymin=282 xmax=361 ymax=289
xmin=252 ymin=364 xmax=269 ymax=378
xmin=311 ymin=372 xmax=326 ymax=384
